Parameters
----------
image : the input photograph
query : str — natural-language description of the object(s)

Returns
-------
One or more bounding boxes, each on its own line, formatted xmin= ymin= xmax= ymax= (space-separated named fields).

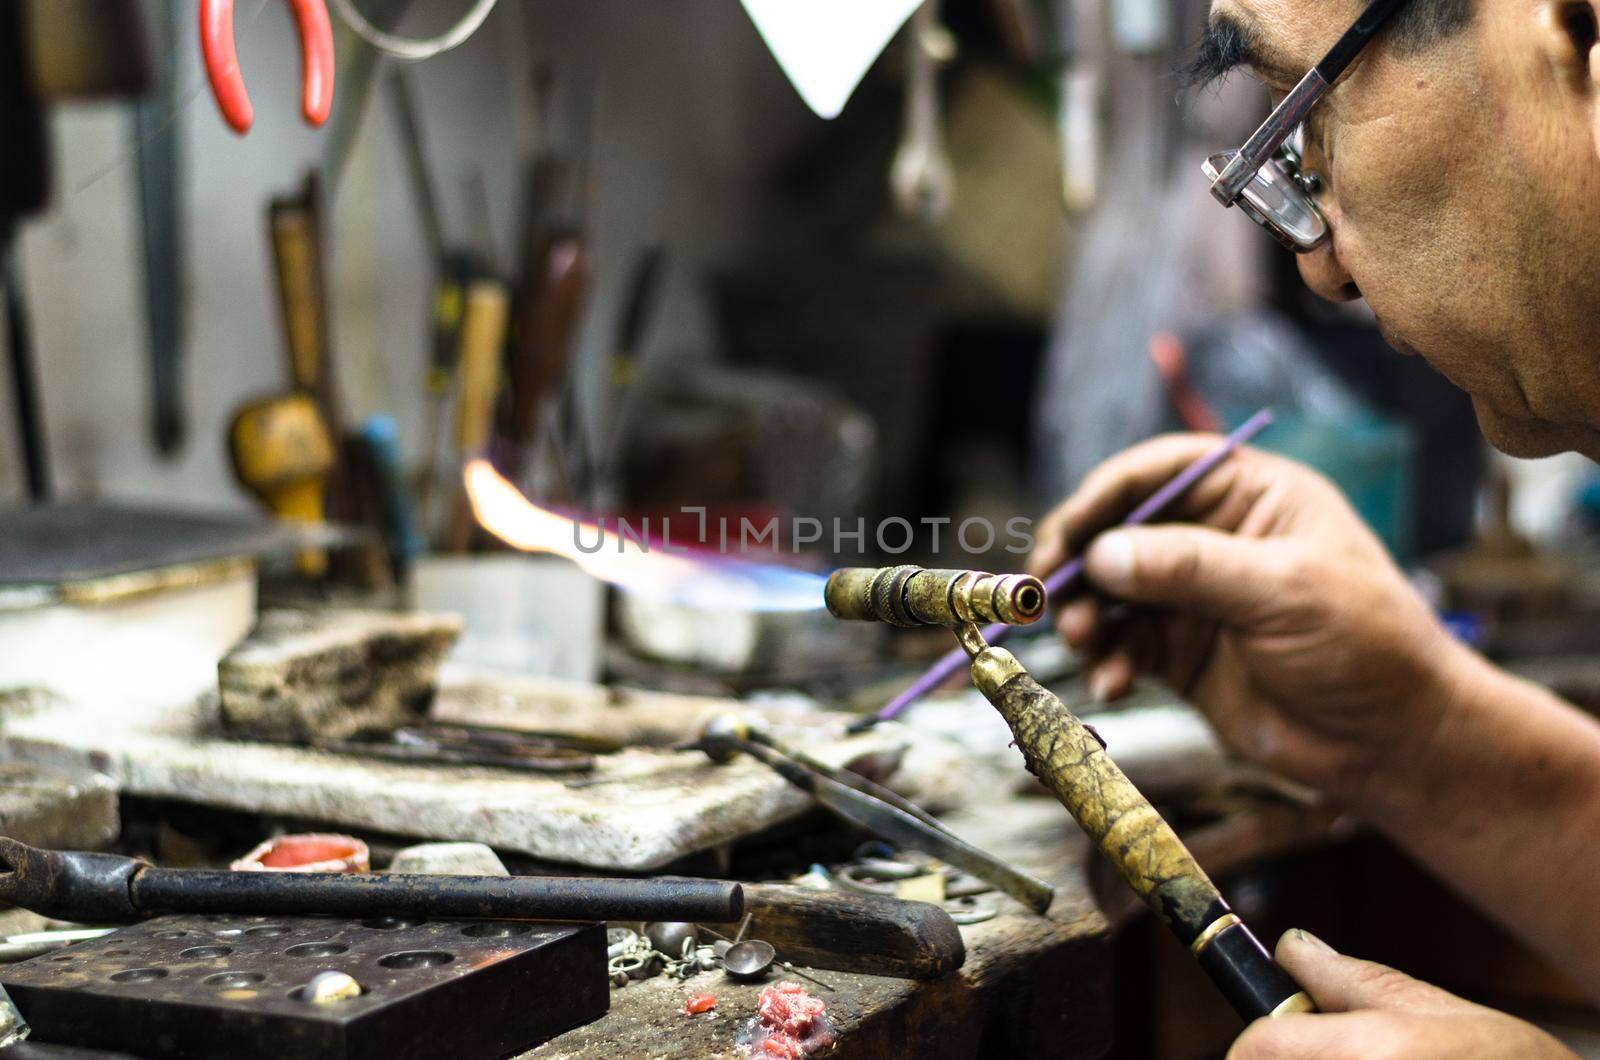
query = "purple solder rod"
xmin=862 ymin=408 xmax=1275 ymax=728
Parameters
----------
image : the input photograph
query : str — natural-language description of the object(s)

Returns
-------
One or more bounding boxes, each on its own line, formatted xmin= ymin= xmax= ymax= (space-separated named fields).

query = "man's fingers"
xmin=1028 ymin=433 xmax=1255 ymax=575
xmin=1055 ymin=598 xmax=1097 ymax=649
xmin=1083 ymin=525 xmax=1278 ymax=621
xmin=1233 ymin=940 xmax=1578 ymax=1060
xmin=1228 ymin=1011 xmax=1421 ymax=1060
xmin=1088 ymin=649 xmax=1135 ymax=703
xmin=1028 ymin=434 xmax=1245 ymax=579
xmin=1274 ymin=930 xmax=1455 ymax=1015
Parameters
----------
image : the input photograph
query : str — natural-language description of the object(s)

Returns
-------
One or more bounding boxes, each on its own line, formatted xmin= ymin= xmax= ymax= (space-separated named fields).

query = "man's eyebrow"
xmin=1178 ymin=14 xmax=1300 ymax=90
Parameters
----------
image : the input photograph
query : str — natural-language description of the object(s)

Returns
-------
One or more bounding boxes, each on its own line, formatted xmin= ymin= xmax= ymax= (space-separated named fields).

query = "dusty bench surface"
xmin=528 ymin=796 xmax=1114 ymax=1059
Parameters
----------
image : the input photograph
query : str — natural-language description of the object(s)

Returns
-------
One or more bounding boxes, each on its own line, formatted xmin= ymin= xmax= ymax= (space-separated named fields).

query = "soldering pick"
xmin=853 ymin=408 xmax=1275 ymax=731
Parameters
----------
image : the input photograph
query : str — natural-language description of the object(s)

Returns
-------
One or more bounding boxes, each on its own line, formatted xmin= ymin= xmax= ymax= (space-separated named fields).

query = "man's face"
xmin=1209 ymin=0 xmax=1600 ymax=459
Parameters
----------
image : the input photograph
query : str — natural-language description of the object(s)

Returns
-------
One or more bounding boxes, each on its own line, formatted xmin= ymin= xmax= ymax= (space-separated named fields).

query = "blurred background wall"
xmin=5 ymin=0 xmax=817 ymax=508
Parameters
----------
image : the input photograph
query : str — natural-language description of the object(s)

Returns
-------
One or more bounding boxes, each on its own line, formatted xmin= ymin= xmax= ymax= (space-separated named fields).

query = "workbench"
xmin=531 ymin=796 xmax=1111 ymax=1059
xmin=527 ymin=796 xmax=1343 ymax=1058
xmin=0 ymin=655 xmax=1345 ymax=1058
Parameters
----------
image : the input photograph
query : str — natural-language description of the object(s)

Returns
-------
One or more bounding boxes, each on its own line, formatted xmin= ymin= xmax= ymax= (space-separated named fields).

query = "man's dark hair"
xmin=1181 ymin=0 xmax=1471 ymax=91
xmin=1390 ymin=0 xmax=1471 ymax=52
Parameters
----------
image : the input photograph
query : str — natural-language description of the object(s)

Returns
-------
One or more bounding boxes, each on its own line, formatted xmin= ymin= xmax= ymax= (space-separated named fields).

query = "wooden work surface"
xmin=525 ymin=793 xmax=1342 ymax=1059
xmin=528 ymin=795 xmax=1112 ymax=1059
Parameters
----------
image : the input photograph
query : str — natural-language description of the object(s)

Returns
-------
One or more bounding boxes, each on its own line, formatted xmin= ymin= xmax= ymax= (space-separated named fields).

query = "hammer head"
xmin=824 ymin=566 xmax=1046 ymax=629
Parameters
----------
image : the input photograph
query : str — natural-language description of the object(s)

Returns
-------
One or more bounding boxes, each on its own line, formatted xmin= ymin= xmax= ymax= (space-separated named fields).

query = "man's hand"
xmin=1032 ymin=434 xmax=1600 ymax=996
xmin=1230 ymin=931 xmax=1575 ymax=1059
xmin=1028 ymin=434 xmax=1469 ymax=800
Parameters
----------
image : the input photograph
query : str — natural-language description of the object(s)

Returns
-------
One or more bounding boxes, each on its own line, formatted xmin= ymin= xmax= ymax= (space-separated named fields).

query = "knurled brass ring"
xmin=876 ymin=565 xmax=920 ymax=627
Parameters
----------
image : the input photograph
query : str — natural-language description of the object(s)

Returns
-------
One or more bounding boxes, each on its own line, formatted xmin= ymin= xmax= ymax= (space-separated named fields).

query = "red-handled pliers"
xmin=200 ymin=0 xmax=335 ymax=135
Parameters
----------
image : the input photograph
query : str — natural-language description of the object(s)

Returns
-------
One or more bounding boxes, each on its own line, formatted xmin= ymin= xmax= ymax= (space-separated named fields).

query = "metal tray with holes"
xmin=0 ymin=913 xmax=607 ymax=1059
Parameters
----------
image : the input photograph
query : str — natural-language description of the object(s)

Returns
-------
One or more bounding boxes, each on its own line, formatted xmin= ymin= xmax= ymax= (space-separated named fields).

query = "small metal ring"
xmin=945 ymin=896 xmax=999 ymax=925
xmin=1189 ymin=913 xmax=1241 ymax=955
xmin=1269 ymin=991 xmax=1317 ymax=1017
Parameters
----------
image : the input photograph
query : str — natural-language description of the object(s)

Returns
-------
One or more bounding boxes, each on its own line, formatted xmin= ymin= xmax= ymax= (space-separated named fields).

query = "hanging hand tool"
xmin=321 ymin=0 xmax=417 ymax=194
xmin=0 ymin=837 xmax=743 ymax=924
xmin=200 ymin=0 xmax=335 ymax=135
xmin=225 ymin=173 xmax=342 ymax=579
xmin=6 ymin=0 xmax=154 ymax=496
xmin=228 ymin=391 xmax=337 ymax=577
xmin=694 ymin=713 xmax=1054 ymax=915
xmin=499 ymin=67 xmax=595 ymax=498
xmin=453 ymin=279 xmax=511 ymax=463
xmin=1050 ymin=0 xmax=1100 ymax=212
xmin=136 ymin=0 xmax=187 ymax=456
xmin=446 ymin=278 xmax=511 ymax=550
xmin=825 ymin=565 xmax=1314 ymax=1022
xmin=1 ymin=1 xmax=52 ymax=503
xmin=358 ymin=414 xmax=425 ymax=576
xmin=387 ymin=67 xmax=483 ymax=527
xmin=268 ymin=175 xmax=341 ymax=435
xmin=594 ymin=244 xmax=667 ymax=503
xmin=501 ymin=209 xmax=590 ymax=492
xmin=264 ymin=172 xmax=393 ymax=585
xmin=889 ymin=0 xmax=955 ymax=223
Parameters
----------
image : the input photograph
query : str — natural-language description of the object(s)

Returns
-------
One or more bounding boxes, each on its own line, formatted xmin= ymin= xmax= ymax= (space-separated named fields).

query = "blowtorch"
xmin=825 ymin=564 xmax=1314 ymax=1023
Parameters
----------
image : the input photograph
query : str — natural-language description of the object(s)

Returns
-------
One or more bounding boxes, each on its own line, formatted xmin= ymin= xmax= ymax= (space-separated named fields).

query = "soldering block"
xmin=1 ymin=913 xmax=606 ymax=1059
xmin=219 ymin=609 xmax=463 ymax=743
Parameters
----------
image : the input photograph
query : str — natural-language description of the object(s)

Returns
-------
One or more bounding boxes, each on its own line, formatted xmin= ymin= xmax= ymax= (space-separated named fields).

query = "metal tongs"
xmin=691 ymin=714 xmax=1054 ymax=915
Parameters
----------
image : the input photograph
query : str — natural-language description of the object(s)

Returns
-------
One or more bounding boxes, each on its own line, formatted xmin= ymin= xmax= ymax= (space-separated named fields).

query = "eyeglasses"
xmin=1204 ymin=0 xmax=1412 ymax=252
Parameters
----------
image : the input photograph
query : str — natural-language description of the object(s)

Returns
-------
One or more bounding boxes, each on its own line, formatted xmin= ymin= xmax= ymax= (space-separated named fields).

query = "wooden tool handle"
xmin=268 ymin=180 xmax=339 ymax=440
xmin=454 ymin=280 xmax=510 ymax=454
xmin=506 ymin=233 xmax=589 ymax=448
xmin=742 ymin=883 xmax=964 ymax=980
xmin=227 ymin=392 xmax=334 ymax=578
xmin=445 ymin=280 xmax=511 ymax=551
xmin=969 ymin=647 xmax=1312 ymax=1021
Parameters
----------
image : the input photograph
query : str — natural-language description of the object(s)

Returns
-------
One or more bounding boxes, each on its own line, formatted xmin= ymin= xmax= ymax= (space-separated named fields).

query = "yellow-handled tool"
xmin=228 ymin=392 xmax=336 ymax=577
xmin=445 ymin=279 xmax=510 ymax=551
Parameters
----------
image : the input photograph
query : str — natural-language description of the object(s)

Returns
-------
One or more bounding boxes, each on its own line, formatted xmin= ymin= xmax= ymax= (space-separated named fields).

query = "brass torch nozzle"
xmin=824 ymin=566 xmax=1047 ymax=628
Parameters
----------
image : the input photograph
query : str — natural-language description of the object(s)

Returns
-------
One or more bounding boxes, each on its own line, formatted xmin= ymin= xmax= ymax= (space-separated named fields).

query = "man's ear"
xmin=1537 ymin=0 xmax=1600 ymax=155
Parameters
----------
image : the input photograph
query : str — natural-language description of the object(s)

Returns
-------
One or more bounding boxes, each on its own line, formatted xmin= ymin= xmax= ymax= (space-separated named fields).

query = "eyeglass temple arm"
xmin=1207 ymin=0 xmax=1413 ymax=207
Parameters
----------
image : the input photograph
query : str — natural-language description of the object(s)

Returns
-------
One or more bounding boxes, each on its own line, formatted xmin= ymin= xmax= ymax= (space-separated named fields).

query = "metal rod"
xmin=132 ymin=869 xmax=743 ymax=924
xmin=0 ymin=839 xmax=743 ymax=925
xmin=859 ymin=408 xmax=1274 ymax=728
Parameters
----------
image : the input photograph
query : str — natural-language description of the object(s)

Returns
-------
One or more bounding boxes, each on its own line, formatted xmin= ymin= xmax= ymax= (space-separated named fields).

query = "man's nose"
xmin=1296 ymin=238 xmax=1360 ymax=302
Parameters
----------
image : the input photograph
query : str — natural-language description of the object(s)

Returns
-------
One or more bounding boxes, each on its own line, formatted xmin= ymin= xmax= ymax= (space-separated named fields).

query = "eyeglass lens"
xmin=1202 ymin=144 xmax=1328 ymax=252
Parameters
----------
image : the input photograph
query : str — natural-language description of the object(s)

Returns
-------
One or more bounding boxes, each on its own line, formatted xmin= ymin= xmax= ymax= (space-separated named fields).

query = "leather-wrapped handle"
xmin=969 ymin=647 xmax=1313 ymax=1021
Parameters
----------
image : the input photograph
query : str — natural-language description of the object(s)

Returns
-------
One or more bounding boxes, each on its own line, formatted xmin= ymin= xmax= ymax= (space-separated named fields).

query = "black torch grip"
xmin=1193 ymin=914 xmax=1314 ymax=1022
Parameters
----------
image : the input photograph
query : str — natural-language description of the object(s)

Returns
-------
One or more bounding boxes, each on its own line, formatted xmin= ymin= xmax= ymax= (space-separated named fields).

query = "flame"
xmin=463 ymin=460 xmax=825 ymax=612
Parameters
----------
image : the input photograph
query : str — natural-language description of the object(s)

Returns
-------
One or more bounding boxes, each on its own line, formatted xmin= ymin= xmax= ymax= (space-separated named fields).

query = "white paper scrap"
xmin=739 ymin=0 xmax=924 ymax=119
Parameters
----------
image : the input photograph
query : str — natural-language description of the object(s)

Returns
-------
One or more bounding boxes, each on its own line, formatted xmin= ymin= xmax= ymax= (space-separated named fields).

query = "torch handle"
xmin=968 ymin=648 xmax=1313 ymax=1022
